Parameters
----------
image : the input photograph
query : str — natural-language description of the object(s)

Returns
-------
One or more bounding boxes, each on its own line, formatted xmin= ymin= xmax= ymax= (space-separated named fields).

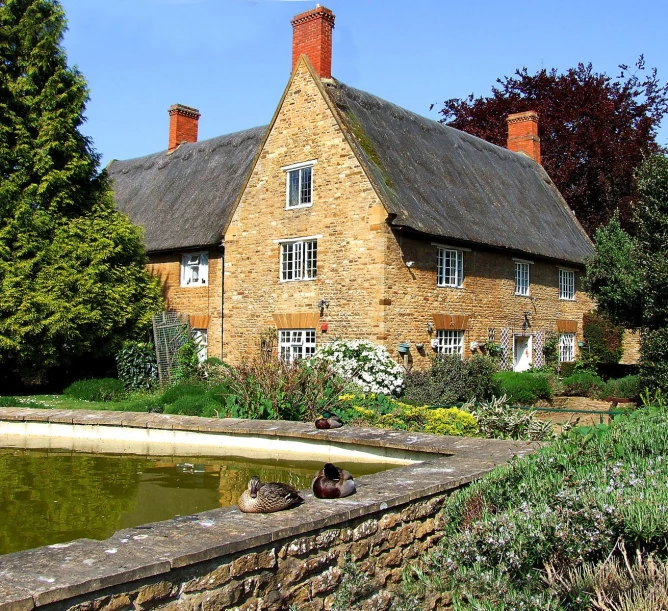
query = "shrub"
xmin=468 ymin=395 xmax=554 ymax=441
xmin=224 ymin=356 xmax=346 ymax=421
xmin=158 ymin=382 xmax=207 ymax=404
xmin=313 ymin=339 xmax=404 ymax=396
xmin=407 ymin=405 xmax=668 ymax=609
xmin=493 ymin=371 xmax=553 ymax=404
xmin=338 ymin=395 xmax=478 ymax=437
xmin=600 ymin=375 xmax=639 ymax=399
xmin=583 ymin=310 xmax=624 ymax=364
xmin=403 ymin=354 xmax=499 ymax=405
xmin=171 ymin=339 xmax=201 ymax=383
xmin=163 ymin=395 xmax=218 ymax=417
xmin=63 ymin=378 xmax=125 ymax=402
xmin=561 ymin=372 xmax=605 ymax=397
xmin=116 ymin=341 xmax=158 ymax=391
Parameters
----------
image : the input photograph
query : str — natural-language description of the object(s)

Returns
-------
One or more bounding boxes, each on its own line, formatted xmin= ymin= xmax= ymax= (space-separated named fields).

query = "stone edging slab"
xmin=0 ymin=409 xmax=536 ymax=610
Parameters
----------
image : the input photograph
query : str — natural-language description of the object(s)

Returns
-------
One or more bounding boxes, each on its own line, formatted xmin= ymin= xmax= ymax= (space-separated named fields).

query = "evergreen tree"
xmin=0 ymin=0 xmax=162 ymax=382
xmin=585 ymin=154 xmax=668 ymax=393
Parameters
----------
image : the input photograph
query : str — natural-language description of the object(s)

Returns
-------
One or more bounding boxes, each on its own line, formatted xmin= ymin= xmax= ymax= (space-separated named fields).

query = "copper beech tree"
xmin=438 ymin=58 xmax=668 ymax=235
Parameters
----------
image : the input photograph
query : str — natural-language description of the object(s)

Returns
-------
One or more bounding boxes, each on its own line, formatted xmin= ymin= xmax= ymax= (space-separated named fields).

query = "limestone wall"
xmin=383 ymin=231 xmax=597 ymax=367
xmin=59 ymin=495 xmax=447 ymax=611
xmin=222 ymin=59 xmax=389 ymax=364
xmin=147 ymin=250 xmax=223 ymax=358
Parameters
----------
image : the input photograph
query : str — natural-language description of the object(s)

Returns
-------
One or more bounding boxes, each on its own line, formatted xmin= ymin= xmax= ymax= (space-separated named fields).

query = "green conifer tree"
xmin=0 ymin=0 xmax=162 ymax=382
xmin=585 ymin=154 xmax=668 ymax=393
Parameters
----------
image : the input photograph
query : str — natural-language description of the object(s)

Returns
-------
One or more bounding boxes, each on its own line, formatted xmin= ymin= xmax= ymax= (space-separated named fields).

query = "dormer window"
xmin=283 ymin=160 xmax=316 ymax=209
xmin=181 ymin=252 xmax=208 ymax=287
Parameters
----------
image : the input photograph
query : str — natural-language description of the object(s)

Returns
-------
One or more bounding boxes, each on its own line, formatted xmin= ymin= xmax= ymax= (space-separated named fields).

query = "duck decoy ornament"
xmin=238 ymin=476 xmax=304 ymax=513
xmin=312 ymin=463 xmax=356 ymax=499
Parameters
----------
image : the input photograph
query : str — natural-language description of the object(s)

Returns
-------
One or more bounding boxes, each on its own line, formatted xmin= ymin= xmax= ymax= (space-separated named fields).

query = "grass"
xmin=0 ymin=394 xmax=156 ymax=411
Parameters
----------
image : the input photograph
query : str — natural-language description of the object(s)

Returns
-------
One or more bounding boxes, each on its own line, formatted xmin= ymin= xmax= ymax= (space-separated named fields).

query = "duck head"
xmin=323 ymin=463 xmax=341 ymax=480
xmin=248 ymin=476 xmax=262 ymax=499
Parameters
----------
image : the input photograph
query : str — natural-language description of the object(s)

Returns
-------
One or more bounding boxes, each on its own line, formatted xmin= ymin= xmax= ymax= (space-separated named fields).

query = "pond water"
xmin=0 ymin=447 xmax=389 ymax=556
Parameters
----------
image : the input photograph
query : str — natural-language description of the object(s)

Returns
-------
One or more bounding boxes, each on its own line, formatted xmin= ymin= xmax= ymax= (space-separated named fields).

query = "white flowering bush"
xmin=313 ymin=339 xmax=404 ymax=396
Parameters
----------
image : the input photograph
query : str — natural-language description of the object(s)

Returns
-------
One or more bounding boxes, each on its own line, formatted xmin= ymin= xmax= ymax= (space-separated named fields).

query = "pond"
xmin=0 ymin=447 xmax=388 ymax=556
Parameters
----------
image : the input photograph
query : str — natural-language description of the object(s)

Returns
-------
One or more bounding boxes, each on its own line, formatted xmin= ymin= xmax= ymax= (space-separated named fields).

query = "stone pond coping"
xmin=0 ymin=409 xmax=536 ymax=610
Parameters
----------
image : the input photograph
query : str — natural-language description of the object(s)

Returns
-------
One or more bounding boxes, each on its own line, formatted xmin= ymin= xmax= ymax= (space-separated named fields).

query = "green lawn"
xmin=0 ymin=395 xmax=151 ymax=411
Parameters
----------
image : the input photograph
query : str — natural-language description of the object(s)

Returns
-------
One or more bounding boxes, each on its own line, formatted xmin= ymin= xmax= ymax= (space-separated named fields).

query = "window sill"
xmin=514 ymin=292 xmax=531 ymax=297
xmin=285 ymin=204 xmax=313 ymax=211
xmin=180 ymin=283 xmax=208 ymax=288
xmin=279 ymin=278 xmax=317 ymax=283
xmin=559 ymin=297 xmax=576 ymax=302
xmin=436 ymin=284 xmax=464 ymax=289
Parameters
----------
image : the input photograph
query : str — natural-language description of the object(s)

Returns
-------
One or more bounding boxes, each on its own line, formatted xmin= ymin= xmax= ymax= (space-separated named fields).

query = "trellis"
xmin=152 ymin=312 xmax=190 ymax=384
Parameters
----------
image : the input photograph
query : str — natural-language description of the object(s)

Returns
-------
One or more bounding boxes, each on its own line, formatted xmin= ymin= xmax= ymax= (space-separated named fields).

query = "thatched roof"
xmin=108 ymin=76 xmax=593 ymax=264
xmin=107 ymin=126 xmax=266 ymax=252
xmin=323 ymin=80 xmax=594 ymax=264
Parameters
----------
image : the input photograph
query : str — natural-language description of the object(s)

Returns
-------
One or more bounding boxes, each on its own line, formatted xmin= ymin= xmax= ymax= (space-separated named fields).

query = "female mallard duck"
xmin=238 ymin=476 xmax=304 ymax=513
xmin=315 ymin=410 xmax=343 ymax=429
xmin=312 ymin=463 xmax=356 ymax=499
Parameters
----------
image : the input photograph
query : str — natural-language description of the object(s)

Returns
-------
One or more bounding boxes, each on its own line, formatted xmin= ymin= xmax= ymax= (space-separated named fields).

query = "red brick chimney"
xmin=506 ymin=111 xmax=541 ymax=164
xmin=168 ymin=104 xmax=200 ymax=153
xmin=291 ymin=5 xmax=335 ymax=79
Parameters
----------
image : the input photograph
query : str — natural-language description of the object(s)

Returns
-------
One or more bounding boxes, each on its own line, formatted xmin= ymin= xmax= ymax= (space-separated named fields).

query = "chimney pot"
xmin=168 ymin=104 xmax=201 ymax=153
xmin=506 ymin=111 xmax=541 ymax=165
xmin=291 ymin=5 xmax=335 ymax=79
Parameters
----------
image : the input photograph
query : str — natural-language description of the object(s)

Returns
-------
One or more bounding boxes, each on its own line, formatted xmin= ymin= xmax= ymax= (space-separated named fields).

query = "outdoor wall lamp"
xmin=317 ymin=299 xmax=329 ymax=316
xmin=426 ymin=322 xmax=433 ymax=334
xmin=522 ymin=311 xmax=531 ymax=332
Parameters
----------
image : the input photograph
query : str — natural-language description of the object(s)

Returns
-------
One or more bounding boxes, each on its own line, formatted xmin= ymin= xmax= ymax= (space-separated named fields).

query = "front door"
xmin=513 ymin=335 xmax=532 ymax=372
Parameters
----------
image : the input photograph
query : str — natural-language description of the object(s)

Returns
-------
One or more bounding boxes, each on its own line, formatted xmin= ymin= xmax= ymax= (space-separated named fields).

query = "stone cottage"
xmin=108 ymin=5 xmax=602 ymax=371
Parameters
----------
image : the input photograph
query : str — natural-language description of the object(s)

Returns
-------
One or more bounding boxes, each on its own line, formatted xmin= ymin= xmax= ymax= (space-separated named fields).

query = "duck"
xmin=312 ymin=463 xmax=356 ymax=499
xmin=237 ymin=476 xmax=304 ymax=513
xmin=315 ymin=410 xmax=344 ymax=429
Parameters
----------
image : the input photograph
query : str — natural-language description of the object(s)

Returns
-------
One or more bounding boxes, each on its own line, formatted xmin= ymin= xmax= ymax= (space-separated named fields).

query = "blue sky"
xmin=58 ymin=0 xmax=668 ymax=167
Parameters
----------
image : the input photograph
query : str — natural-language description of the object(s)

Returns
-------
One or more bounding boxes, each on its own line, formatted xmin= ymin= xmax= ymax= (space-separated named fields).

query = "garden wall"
xmin=0 ymin=410 xmax=534 ymax=611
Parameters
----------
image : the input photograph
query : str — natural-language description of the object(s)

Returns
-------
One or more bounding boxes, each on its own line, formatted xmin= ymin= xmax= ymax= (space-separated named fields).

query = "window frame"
xmin=559 ymin=269 xmax=576 ymax=301
xmin=436 ymin=247 xmax=464 ymax=288
xmin=278 ymin=329 xmax=316 ymax=363
xmin=514 ymin=261 xmax=530 ymax=296
xmin=559 ymin=333 xmax=575 ymax=363
xmin=436 ymin=330 xmax=464 ymax=356
xmin=283 ymin=160 xmax=317 ymax=210
xmin=191 ymin=328 xmax=208 ymax=363
xmin=180 ymin=251 xmax=209 ymax=287
xmin=279 ymin=237 xmax=318 ymax=282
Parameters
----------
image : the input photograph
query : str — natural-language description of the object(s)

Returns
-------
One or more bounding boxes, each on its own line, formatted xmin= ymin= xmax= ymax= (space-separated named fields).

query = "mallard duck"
xmin=237 ymin=476 xmax=304 ymax=513
xmin=315 ymin=410 xmax=343 ymax=429
xmin=312 ymin=463 xmax=356 ymax=499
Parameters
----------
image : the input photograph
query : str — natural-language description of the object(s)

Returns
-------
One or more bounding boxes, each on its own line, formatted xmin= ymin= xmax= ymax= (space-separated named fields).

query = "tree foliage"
xmin=439 ymin=58 xmax=668 ymax=235
xmin=0 ymin=0 xmax=162 ymax=381
xmin=584 ymin=213 xmax=643 ymax=329
xmin=586 ymin=154 xmax=668 ymax=392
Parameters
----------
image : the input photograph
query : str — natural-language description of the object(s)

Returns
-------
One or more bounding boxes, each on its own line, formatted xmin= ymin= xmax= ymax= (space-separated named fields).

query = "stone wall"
xmin=0 ymin=410 xmax=534 ymax=611
xmin=223 ymin=58 xmax=389 ymax=364
xmin=147 ymin=249 xmax=223 ymax=358
xmin=620 ymin=329 xmax=641 ymax=366
xmin=383 ymin=231 xmax=597 ymax=367
xmin=60 ymin=494 xmax=448 ymax=611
